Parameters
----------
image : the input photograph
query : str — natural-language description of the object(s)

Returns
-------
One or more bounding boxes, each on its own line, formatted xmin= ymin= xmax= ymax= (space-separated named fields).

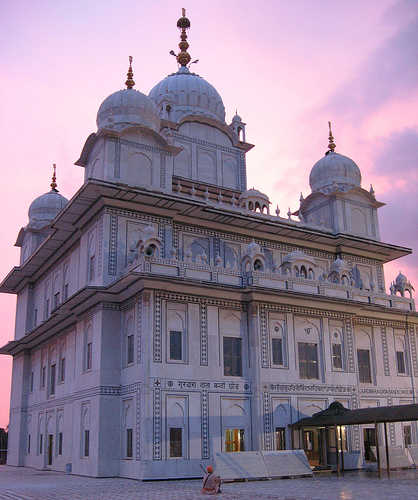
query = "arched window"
xmin=40 ymin=352 xmax=47 ymax=390
xmin=63 ymin=265 xmax=70 ymax=301
xmin=84 ymin=326 xmax=93 ymax=372
xmin=223 ymin=403 xmax=247 ymax=452
xmin=53 ymin=276 xmax=60 ymax=309
xmin=167 ymin=397 xmax=187 ymax=459
xmin=254 ymin=259 xmax=263 ymax=271
xmin=57 ymin=412 xmax=63 ymax=456
xmin=88 ymin=235 xmax=96 ymax=282
xmin=45 ymin=283 xmax=50 ymax=319
xmin=395 ymin=336 xmax=407 ymax=375
xmin=124 ymin=400 xmax=134 ymax=459
xmin=356 ymin=329 xmax=373 ymax=383
xmin=296 ymin=320 xmax=320 ymax=380
xmin=38 ymin=415 xmax=44 ymax=456
xmin=167 ymin=306 xmax=186 ymax=363
xmin=27 ymin=416 xmax=32 ymax=454
xmin=330 ymin=328 xmax=344 ymax=371
xmin=59 ymin=341 xmax=66 ymax=383
xmin=48 ymin=348 xmax=56 ymax=397
xmin=82 ymin=404 xmax=90 ymax=457
xmin=126 ymin=316 xmax=135 ymax=365
xmin=271 ymin=321 xmax=286 ymax=367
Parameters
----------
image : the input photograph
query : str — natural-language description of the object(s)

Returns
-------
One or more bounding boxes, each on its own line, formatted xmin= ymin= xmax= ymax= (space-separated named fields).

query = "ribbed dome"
xmin=246 ymin=239 xmax=261 ymax=256
xmin=330 ymin=257 xmax=350 ymax=273
xmin=309 ymin=151 xmax=362 ymax=193
xmin=97 ymin=89 xmax=160 ymax=132
xmin=240 ymin=188 xmax=269 ymax=201
xmin=28 ymin=189 xmax=68 ymax=229
xmin=282 ymin=250 xmax=316 ymax=265
xmin=148 ymin=66 xmax=226 ymax=123
xmin=395 ymin=272 xmax=408 ymax=285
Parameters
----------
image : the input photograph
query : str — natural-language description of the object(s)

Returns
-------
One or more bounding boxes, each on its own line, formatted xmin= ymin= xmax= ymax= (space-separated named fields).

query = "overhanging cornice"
xmin=0 ymin=179 xmax=411 ymax=295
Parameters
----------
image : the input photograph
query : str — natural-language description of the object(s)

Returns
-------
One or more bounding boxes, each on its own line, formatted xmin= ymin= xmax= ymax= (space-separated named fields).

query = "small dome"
xmin=28 ymin=189 xmax=68 ymax=229
xmin=232 ymin=113 xmax=242 ymax=123
xmin=149 ymin=66 xmax=226 ymax=123
xmin=239 ymin=189 xmax=270 ymax=214
xmin=395 ymin=272 xmax=408 ymax=285
xmin=282 ymin=250 xmax=316 ymax=265
xmin=309 ymin=151 xmax=362 ymax=193
xmin=239 ymin=189 xmax=269 ymax=202
xmin=246 ymin=239 xmax=261 ymax=256
xmin=141 ymin=225 xmax=158 ymax=240
xmin=97 ymin=89 xmax=160 ymax=132
xmin=330 ymin=257 xmax=350 ymax=273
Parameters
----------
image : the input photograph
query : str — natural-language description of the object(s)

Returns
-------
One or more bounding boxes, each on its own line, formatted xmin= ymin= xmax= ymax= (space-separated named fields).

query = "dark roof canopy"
xmin=293 ymin=402 xmax=418 ymax=428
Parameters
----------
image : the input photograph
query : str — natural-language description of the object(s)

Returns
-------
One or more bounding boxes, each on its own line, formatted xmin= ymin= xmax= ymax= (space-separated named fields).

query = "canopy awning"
xmin=292 ymin=401 xmax=418 ymax=479
xmin=292 ymin=402 xmax=418 ymax=429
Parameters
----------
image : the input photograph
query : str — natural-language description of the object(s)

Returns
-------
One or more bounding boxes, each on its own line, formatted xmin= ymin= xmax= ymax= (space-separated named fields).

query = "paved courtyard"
xmin=1 ymin=466 xmax=418 ymax=500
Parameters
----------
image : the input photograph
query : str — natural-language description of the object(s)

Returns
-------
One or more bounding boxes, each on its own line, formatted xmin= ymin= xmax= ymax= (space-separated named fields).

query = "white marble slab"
xmin=262 ymin=450 xmax=313 ymax=477
xmin=371 ymin=446 xmax=413 ymax=469
xmin=213 ymin=451 xmax=269 ymax=481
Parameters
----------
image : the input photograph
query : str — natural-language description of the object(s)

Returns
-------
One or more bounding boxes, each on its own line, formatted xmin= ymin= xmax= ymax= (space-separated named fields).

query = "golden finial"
xmin=125 ymin=56 xmax=135 ymax=89
xmin=50 ymin=164 xmax=58 ymax=192
xmin=328 ymin=121 xmax=336 ymax=152
xmin=176 ymin=8 xmax=191 ymax=67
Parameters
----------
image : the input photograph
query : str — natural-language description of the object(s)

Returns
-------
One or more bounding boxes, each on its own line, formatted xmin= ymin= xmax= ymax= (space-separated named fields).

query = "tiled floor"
xmin=1 ymin=466 xmax=418 ymax=499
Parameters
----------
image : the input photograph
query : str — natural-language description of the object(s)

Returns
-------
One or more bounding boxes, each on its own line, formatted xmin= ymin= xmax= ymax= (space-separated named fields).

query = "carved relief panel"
xmin=126 ymin=151 xmax=154 ymax=187
xmin=352 ymin=263 xmax=375 ymax=291
xmin=173 ymin=141 xmax=192 ymax=178
xmin=126 ymin=220 xmax=160 ymax=263
xmin=221 ymin=153 xmax=239 ymax=190
xmin=182 ymin=234 xmax=211 ymax=264
xmin=222 ymin=241 xmax=241 ymax=270
xmin=197 ymin=148 xmax=216 ymax=184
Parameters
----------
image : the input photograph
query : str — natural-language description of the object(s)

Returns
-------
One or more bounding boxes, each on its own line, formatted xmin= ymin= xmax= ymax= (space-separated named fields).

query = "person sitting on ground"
xmin=201 ymin=465 xmax=222 ymax=495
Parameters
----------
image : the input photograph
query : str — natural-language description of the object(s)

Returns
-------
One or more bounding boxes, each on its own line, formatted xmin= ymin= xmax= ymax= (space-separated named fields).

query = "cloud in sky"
xmin=376 ymin=128 xmax=418 ymax=284
xmin=372 ymin=127 xmax=418 ymax=178
xmin=323 ymin=5 xmax=418 ymax=123
xmin=369 ymin=127 xmax=418 ymax=252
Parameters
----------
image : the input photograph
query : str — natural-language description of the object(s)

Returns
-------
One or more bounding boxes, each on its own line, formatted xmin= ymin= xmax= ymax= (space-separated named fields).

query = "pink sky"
xmin=0 ymin=0 xmax=417 ymax=428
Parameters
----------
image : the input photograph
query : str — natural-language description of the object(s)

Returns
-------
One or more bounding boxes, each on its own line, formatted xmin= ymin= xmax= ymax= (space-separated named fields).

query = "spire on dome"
xmin=327 ymin=121 xmax=336 ymax=153
xmin=50 ymin=164 xmax=58 ymax=192
xmin=176 ymin=8 xmax=191 ymax=67
xmin=125 ymin=56 xmax=135 ymax=89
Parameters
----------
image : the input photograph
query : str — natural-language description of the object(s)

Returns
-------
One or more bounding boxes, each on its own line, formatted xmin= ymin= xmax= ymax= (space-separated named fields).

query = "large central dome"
xmin=148 ymin=9 xmax=225 ymax=123
xmin=148 ymin=66 xmax=226 ymax=123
